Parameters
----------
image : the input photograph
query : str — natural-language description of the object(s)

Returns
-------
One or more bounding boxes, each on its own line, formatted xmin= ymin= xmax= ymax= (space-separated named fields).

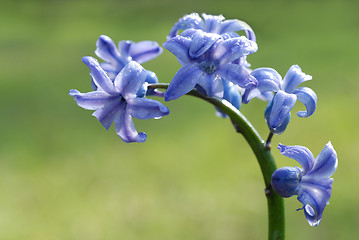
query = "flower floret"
xmin=70 ymin=57 xmax=169 ymax=143
xmin=272 ymin=142 xmax=338 ymax=226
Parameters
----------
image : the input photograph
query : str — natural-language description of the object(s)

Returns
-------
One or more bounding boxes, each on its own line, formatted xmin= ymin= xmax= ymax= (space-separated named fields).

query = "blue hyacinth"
xmin=163 ymin=29 xmax=258 ymax=101
xmin=94 ymin=35 xmax=162 ymax=94
xmin=272 ymin=142 xmax=338 ymax=226
xmin=243 ymin=65 xmax=317 ymax=134
xmin=70 ymin=57 xmax=169 ymax=143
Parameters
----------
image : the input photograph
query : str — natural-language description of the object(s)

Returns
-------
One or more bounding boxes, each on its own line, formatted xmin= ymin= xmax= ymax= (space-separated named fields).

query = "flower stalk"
xmin=149 ymin=83 xmax=285 ymax=240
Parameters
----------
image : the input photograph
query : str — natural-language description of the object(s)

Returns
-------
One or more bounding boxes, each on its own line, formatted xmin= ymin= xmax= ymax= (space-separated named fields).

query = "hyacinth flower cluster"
xmin=70 ymin=13 xmax=338 ymax=238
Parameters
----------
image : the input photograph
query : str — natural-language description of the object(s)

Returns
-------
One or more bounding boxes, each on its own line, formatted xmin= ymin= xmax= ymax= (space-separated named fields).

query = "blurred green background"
xmin=1 ymin=0 xmax=358 ymax=239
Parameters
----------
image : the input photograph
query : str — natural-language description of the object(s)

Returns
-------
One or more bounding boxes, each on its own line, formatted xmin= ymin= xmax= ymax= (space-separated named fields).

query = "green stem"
xmin=148 ymin=83 xmax=285 ymax=240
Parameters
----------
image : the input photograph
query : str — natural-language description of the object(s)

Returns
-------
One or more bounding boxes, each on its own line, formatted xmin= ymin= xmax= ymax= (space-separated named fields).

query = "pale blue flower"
xmin=272 ymin=142 xmax=338 ymax=226
xmin=215 ymin=80 xmax=241 ymax=117
xmin=167 ymin=13 xmax=256 ymax=42
xmin=94 ymin=35 xmax=162 ymax=94
xmin=70 ymin=57 xmax=169 ymax=143
xmin=163 ymin=29 xmax=258 ymax=101
xmin=243 ymin=65 xmax=317 ymax=133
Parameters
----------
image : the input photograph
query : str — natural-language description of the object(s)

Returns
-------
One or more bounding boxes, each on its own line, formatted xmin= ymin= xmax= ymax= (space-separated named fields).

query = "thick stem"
xmin=148 ymin=84 xmax=285 ymax=240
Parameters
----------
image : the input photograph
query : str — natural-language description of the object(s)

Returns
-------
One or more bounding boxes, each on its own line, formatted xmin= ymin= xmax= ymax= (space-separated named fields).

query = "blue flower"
xmin=163 ymin=29 xmax=258 ymax=101
xmin=271 ymin=142 xmax=338 ymax=226
xmin=69 ymin=57 xmax=169 ymax=143
xmin=243 ymin=65 xmax=317 ymax=134
xmin=94 ymin=35 xmax=162 ymax=94
xmin=167 ymin=13 xmax=256 ymax=42
xmin=215 ymin=80 xmax=242 ymax=117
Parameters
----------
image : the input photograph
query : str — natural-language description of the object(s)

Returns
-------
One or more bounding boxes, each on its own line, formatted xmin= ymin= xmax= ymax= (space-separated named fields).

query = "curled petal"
xmin=129 ymin=41 xmax=163 ymax=64
xmin=100 ymin=62 xmax=120 ymax=81
xmin=115 ymin=107 xmax=147 ymax=143
xmin=281 ymin=65 xmax=312 ymax=93
xmin=307 ymin=142 xmax=338 ymax=178
xmin=294 ymin=87 xmax=317 ymax=117
xmin=82 ymin=56 xmax=118 ymax=95
xmin=277 ymin=143 xmax=315 ymax=175
xmin=165 ymin=65 xmax=203 ymax=101
xmin=163 ymin=36 xmax=193 ymax=64
xmin=242 ymin=67 xmax=281 ymax=103
xmin=256 ymin=91 xmax=274 ymax=102
xmin=189 ymin=30 xmax=219 ymax=59
xmin=197 ymin=74 xmax=224 ymax=98
xmin=265 ymin=91 xmax=297 ymax=133
xmin=216 ymin=63 xmax=257 ymax=89
xmin=167 ymin=13 xmax=204 ymax=39
xmin=219 ymin=19 xmax=256 ymax=41
xmin=251 ymin=67 xmax=282 ymax=88
xmin=242 ymin=88 xmax=261 ymax=104
xmin=118 ymin=40 xmax=133 ymax=59
xmin=213 ymin=37 xmax=258 ymax=65
xmin=69 ymin=89 xmax=116 ymax=110
xmin=126 ymin=98 xmax=169 ymax=120
xmin=297 ymin=178 xmax=333 ymax=227
xmin=92 ymin=100 xmax=124 ymax=130
xmin=202 ymin=13 xmax=225 ymax=33
xmin=95 ymin=35 xmax=126 ymax=67
xmin=114 ymin=61 xmax=147 ymax=99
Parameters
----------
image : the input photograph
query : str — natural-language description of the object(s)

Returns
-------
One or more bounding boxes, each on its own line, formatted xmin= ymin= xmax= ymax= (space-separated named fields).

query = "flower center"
xmin=200 ymin=62 xmax=217 ymax=74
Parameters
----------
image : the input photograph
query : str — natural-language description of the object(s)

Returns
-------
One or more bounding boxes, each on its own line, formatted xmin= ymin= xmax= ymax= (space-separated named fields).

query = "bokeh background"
xmin=1 ymin=0 xmax=358 ymax=239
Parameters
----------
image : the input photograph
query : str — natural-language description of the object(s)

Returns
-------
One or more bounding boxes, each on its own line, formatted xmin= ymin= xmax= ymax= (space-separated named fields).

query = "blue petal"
xmin=92 ymin=100 xmax=124 ymax=130
xmin=202 ymin=13 xmax=225 ymax=33
xmin=219 ymin=19 xmax=256 ymax=42
xmin=189 ymin=30 xmax=219 ymax=59
xmin=265 ymin=91 xmax=297 ymax=133
xmin=163 ymin=36 xmax=193 ymax=64
xmin=271 ymin=167 xmax=301 ymax=198
xmin=294 ymin=87 xmax=317 ymax=117
xmin=129 ymin=41 xmax=163 ymax=64
xmin=114 ymin=61 xmax=147 ymax=99
xmin=82 ymin=56 xmax=118 ymax=95
xmin=307 ymin=142 xmax=338 ymax=178
xmin=126 ymin=98 xmax=169 ymax=119
xmin=216 ymin=80 xmax=241 ymax=117
xmin=213 ymin=37 xmax=258 ymax=65
xmin=144 ymin=70 xmax=159 ymax=95
xmin=136 ymin=82 xmax=148 ymax=98
xmin=167 ymin=13 xmax=204 ymax=40
xmin=164 ymin=65 xmax=203 ymax=101
xmin=281 ymin=65 xmax=312 ymax=93
xmin=115 ymin=106 xmax=147 ymax=143
xmin=277 ymin=143 xmax=315 ymax=175
xmin=297 ymin=177 xmax=333 ymax=226
xmin=95 ymin=35 xmax=126 ymax=67
xmin=256 ymin=91 xmax=274 ymax=102
xmin=100 ymin=62 xmax=120 ymax=81
xmin=216 ymin=63 xmax=258 ymax=89
xmin=145 ymin=70 xmax=159 ymax=84
xmin=197 ymin=74 xmax=224 ymax=98
xmin=69 ymin=89 xmax=117 ymax=110
xmin=118 ymin=40 xmax=133 ymax=59
xmin=242 ymin=67 xmax=281 ymax=103
xmin=223 ymin=80 xmax=241 ymax=109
